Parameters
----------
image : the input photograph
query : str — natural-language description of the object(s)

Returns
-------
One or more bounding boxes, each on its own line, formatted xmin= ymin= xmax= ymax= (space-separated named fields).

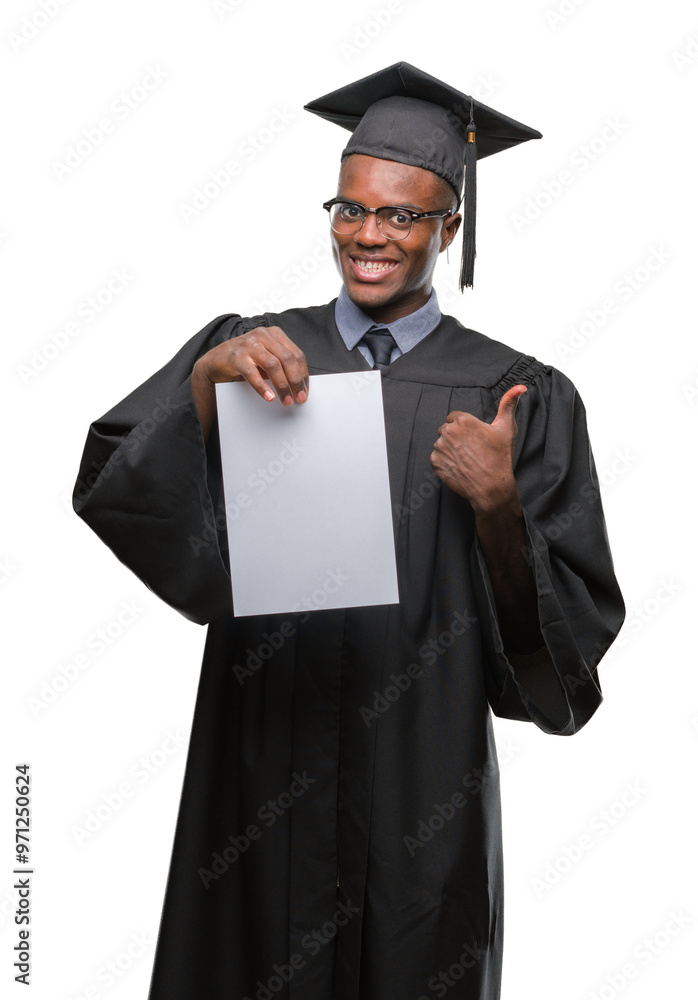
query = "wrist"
xmin=192 ymin=356 xmax=216 ymax=392
xmin=471 ymin=475 xmax=521 ymax=520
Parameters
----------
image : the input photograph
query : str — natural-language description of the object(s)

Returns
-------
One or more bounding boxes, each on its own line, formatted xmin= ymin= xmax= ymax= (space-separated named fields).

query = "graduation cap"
xmin=304 ymin=62 xmax=542 ymax=290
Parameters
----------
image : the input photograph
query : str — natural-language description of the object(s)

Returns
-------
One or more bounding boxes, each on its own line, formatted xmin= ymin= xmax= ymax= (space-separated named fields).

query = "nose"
xmin=354 ymin=210 xmax=388 ymax=247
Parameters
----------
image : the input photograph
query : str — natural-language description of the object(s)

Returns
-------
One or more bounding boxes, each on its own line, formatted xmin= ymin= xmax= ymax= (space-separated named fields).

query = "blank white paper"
xmin=215 ymin=371 xmax=400 ymax=617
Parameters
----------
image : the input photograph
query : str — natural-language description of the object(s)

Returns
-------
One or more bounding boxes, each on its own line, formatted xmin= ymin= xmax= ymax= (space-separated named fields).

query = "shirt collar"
xmin=334 ymin=285 xmax=442 ymax=355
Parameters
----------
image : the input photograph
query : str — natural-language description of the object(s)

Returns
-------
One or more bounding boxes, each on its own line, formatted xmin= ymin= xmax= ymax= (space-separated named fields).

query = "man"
xmin=73 ymin=63 xmax=625 ymax=1000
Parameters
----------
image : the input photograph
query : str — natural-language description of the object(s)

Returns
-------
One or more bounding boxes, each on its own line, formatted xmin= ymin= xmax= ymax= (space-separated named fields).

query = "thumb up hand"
xmin=430 ymin=385 xmax=527 ymax=514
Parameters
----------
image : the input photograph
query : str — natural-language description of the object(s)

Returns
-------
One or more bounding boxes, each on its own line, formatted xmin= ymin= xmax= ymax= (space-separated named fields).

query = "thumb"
xmin=492 ymin=384 xmax=527 ymax=428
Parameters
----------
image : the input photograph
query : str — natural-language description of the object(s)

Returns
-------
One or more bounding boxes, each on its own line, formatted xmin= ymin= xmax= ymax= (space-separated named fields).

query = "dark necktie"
xmin=361 ymin=327 xmax=397 ymax=370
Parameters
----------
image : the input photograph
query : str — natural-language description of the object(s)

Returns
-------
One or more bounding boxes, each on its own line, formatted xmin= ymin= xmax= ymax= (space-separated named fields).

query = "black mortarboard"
xmin=304 ymin=61 xmax=542 ymax=290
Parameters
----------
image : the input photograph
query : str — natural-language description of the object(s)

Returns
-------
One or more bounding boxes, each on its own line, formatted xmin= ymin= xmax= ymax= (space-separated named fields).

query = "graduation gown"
xmin=72 ymin=300 xmax=625 ymax=1000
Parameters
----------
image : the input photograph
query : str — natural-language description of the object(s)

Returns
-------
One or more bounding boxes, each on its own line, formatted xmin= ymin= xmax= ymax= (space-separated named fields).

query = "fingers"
xmin=493 ymin=385 xmax=527 ymax=426
xmin=260 ymin=326 xmax=309 ymax=405
xmin=438 ymin=410 xmax=477 ymax=437
xmin=439 ymin=391 xmax=526 ymax=438
xmin=232 ymin=358 xmax=277 ymax=402
xmin=434 ymin=392 xmax=525 ymax=455
xmin=210 ymin=325 xmax=309 ymax=405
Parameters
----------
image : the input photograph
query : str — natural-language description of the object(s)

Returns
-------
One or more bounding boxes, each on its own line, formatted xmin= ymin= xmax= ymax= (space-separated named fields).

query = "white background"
xmin=2 ymin=1 xmax=696 ymax=997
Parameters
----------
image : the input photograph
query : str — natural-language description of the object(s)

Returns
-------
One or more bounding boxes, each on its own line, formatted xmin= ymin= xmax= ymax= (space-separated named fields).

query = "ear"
xmin=441 ymin=213 xmax=462 ymax=252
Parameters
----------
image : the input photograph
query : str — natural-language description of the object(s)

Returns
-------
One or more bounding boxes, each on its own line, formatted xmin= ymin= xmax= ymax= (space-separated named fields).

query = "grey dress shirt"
xmin=334 ymin=285 xmax=442 ymax=367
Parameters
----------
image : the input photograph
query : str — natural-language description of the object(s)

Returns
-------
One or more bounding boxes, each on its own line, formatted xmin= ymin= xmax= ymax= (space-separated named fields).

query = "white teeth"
xmin=355 ymin=259 xmax=395 ymax=272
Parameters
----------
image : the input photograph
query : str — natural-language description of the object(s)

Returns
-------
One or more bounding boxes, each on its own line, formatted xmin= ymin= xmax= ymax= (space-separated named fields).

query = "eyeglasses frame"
xmin=322 ymin=198 xmax=453 ymax=240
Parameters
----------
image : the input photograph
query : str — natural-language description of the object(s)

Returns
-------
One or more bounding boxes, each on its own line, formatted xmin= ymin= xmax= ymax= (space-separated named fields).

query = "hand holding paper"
xmin=192 ymin=324 xmax=310 ymax=441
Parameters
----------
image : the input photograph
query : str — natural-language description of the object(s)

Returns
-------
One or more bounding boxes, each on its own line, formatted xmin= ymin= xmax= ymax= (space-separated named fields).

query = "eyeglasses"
xmin=323 ymin=198 xmax=451 ymax=241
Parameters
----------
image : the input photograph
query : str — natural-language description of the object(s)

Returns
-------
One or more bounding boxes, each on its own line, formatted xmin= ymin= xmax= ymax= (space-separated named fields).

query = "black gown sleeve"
xmin=470 ymin=359 xmax=625 ymax=735
xmin=72 ymin=314 xmax=248 ymax=625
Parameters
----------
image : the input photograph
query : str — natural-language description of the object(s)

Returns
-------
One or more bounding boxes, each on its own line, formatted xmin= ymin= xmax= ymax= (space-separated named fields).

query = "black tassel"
xmin=459 ymin=98 xmax=477 ymax=291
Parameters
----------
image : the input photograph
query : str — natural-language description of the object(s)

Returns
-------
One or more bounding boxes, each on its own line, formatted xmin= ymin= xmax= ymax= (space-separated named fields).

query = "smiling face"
xmin=331 ymin=153 xmax=461 ymax=324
